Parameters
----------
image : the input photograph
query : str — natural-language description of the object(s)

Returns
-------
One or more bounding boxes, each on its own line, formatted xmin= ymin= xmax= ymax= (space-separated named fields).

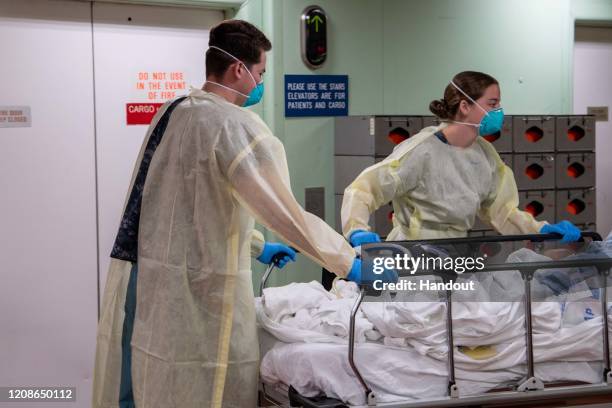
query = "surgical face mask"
xmin=206 ymin=45 xmax=264 ymax=107
xmin=449 ymin=80 xmax=504 ymax=136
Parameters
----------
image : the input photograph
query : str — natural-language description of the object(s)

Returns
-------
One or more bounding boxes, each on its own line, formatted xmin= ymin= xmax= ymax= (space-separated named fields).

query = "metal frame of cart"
xmin=259 ymin=232 xmax=612 ymax=407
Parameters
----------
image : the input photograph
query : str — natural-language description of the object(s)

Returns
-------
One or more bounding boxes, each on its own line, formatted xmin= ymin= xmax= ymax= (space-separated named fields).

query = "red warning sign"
xmin=126 ymin=103 xmax=164 ymax=125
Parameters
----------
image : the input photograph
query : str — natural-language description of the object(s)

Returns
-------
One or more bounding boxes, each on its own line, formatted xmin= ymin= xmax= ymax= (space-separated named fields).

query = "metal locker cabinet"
xmin=513 ymin=115 xmax=555 ymax=152
xmin=556 ymin=115 xmax=595 ymax=152
xmin=374 ymin=116 xmax=424 ymax=157
xmin=514 ymin=153 xmax=556 ymax=190
xmin=519 ymin=190 xmax=556 ymax=223
xmin=555 ymin=152 xmax=596 ymax=189
xmin=555 ymin=188 xmax=596 ymax=225
xmin=335 ymin=116 xmax=375 ymax=156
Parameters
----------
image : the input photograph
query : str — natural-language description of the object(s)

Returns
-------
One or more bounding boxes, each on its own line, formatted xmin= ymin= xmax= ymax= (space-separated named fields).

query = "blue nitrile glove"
xmin=540 ymin=221 xmax=581 ymax=243
xmin=349 ymin=230 xmax=381 ymax=247
xmin=257 ymin=242 xmax=297 ymax=269
xmin=346 ymin=257 xmax=398 ymax=285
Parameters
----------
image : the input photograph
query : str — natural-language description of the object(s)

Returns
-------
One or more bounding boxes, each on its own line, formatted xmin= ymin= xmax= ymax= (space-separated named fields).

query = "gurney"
xmin=257 ymin=232 xmax=612 ymax=407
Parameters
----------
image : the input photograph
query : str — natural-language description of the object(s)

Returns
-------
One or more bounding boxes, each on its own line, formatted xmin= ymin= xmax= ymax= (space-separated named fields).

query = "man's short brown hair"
xmin=206 ymin=20 xmax=272 ymax=77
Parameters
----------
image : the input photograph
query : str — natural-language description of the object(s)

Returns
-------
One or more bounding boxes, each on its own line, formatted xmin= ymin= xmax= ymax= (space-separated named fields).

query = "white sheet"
xmin=257 ymin=291 xmax=605 ymax=405
xmin=259 ymin=279 xmax=603 ymax=363
xmin=257 ymin=243 xmax=611 ymax=405
xmin=260 ymin=341 xmax=602 ymax=405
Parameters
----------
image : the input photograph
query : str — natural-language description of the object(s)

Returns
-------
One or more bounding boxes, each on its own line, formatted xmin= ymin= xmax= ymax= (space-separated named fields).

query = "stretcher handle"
xmin=271 ymin=246 xmax=299 ymax=266
xmin=542 ymin=231 xmax=602 ymax=242
xmin=384 ymin=231 xmax=601 ymax=246
xmin=259 ymin=247 xmax=298 ymax=297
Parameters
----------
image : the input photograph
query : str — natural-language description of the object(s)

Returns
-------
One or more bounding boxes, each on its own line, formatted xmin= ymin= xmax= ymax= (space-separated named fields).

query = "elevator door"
xmin=92 ymin=2 xmax=223 ymax=301
xmin=0 ymin=2 xmax=97 ymax=407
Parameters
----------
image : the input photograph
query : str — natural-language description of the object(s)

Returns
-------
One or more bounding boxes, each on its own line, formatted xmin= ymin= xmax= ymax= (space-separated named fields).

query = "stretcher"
xmin=257 ymin=232 xmax=612 ymax=407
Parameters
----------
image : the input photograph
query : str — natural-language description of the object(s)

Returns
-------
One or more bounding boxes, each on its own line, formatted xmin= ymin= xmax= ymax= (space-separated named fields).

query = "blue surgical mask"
xmin=449 ymin=80 xmax=504 ymax=136
xmin=243 ymin=82 xmax=264 ymax=107
xmin=206 ymin=45 xmax=264 ymax=107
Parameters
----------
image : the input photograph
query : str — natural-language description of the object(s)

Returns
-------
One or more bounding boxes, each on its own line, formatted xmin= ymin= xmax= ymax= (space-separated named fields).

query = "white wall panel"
xmin=574 ymin=26 xmax=612 ymax=236
xmin=0 ymin=1 xmax=97 ymax=406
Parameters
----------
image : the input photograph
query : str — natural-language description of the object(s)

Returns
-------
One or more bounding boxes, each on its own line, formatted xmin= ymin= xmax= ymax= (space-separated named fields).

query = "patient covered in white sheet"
xmin=257 ymin=232 xmax=612 ymax=405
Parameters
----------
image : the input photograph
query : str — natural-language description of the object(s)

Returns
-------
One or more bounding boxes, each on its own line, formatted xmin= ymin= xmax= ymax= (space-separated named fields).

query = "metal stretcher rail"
xmin=259 ymin=232 xmax=612 ymax=407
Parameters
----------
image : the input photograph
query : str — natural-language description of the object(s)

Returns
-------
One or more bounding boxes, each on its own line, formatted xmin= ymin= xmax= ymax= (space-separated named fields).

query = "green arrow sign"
xmin=310 ymin=15 xmax=323 ymax=32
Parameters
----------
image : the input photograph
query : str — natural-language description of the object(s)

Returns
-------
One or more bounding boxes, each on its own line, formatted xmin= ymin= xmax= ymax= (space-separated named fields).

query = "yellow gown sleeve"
xmin=249 ymin=229 xmax=265 ymax=258
xmin=340 ymin=128 xmax=436 ymax=240
xmin=477 ymin=140 xmax=548 ymax=234
xmin=340 ymin=159 xmax=402 ymax=238
xmin=218 ymin=116 xmax=356 ymax=277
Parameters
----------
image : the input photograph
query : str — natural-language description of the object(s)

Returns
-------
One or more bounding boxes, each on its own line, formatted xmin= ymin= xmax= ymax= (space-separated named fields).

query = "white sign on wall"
xmin=587 ymin=106 xmax=609 ymax=122
xmin=0 ymin=106 xmax=31 ymax=127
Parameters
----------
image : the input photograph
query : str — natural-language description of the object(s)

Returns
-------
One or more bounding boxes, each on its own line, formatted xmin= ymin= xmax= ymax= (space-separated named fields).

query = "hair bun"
xmin=429 ymin=99 xmax=449 ymax=119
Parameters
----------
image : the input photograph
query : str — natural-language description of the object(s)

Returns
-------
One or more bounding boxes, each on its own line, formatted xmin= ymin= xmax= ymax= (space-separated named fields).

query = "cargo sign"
xmin=127 ymin=70 xmax=186 ymax=125
xmin=126 ymin=103 xmax=164 ymax=125
xmin=285 ymin=74 xmax=348 ymax=117
xmin=0 ymin=106 xmax=31 ymax=128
